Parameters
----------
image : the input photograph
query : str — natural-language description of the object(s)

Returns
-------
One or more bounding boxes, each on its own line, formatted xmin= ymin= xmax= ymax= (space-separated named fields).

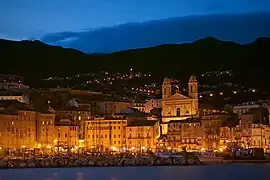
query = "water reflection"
xmin=1 ymin=164 xmax=270 ymax=180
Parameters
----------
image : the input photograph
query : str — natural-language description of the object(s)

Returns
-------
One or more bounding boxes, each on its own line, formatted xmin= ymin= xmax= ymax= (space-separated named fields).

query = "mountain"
xmin=0 ymin=39 xmax=95 ymax=84
xmin=41 ymin=12 xmax=270 ymax=53
xmin=0 ymin=37 xmax=270 ymax=90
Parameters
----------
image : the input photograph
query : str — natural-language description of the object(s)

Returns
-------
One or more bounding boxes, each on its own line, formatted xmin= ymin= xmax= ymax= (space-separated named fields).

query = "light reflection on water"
xmin=1 ymin=164 xmax=270 ymax=180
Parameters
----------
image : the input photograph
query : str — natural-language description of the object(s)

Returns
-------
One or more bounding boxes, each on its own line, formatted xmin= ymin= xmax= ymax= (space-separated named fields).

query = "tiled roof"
xmin=168 ymin=118 xmax=201 ymax=124
xmin=127 ymin=120 xmax=158 ymax=127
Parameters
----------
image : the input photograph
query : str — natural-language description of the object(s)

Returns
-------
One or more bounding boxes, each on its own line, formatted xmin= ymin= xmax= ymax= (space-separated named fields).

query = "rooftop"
xmin=127 ymin=120 xmax=158 ymax=127
xmin=168 ymin=118 xmax=201 ymax=124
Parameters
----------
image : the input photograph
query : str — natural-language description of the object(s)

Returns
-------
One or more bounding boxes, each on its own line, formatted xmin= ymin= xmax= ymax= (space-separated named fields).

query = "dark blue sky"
xmin=1 ymin=0 xmax=270 ymax=40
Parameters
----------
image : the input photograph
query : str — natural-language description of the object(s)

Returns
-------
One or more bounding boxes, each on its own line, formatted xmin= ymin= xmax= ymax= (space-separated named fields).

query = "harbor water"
xmin=1 ymin=164 xmax=270 ymax=180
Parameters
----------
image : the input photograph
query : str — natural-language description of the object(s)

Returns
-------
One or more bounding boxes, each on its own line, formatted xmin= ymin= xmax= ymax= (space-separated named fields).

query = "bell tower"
xmin=188 ymin=75 xmax=198 ymax=99
xmin=162 ymin=77 xmax=171 ymax=99
xmin=188 ymin=75 xmax=198 ymax=114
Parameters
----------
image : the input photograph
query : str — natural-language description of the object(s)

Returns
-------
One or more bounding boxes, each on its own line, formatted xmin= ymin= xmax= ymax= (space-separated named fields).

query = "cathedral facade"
xmin=161 ymin=75 xmax=199 ymax=134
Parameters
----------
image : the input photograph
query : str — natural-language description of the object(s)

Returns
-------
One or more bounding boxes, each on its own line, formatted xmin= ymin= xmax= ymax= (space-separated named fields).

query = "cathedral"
xmin=161 ymin=75 xmax=199 ymax=134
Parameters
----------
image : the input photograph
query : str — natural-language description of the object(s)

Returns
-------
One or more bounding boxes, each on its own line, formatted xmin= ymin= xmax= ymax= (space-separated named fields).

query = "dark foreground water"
xmin=1 ymin=164 xmax=270 ymax=180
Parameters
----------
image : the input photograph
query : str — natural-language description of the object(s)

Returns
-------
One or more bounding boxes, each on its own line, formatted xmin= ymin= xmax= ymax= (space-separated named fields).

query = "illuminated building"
xmin=98 ymin=99 xmax=132 ymax=115
xmin=144 ymin=98 xmax=162 ymax=113
xmin=85 ymin=118 xmax=127 ymax=152
xmin=127 ymin=120 xmax=160 ymax=152
xmin=0 ymin=93 xmax=29 ymax=104
xmin=54 ymin=119 xmax=79 ymax=153
xmin=132 ymin=101 xmax=145 ymax=112
xmin=0 ymin=100 xmax=36 ymax=150
xmin=55 ymin=105 xmax=91 ymax=140
xmin=85 ymin=118 xmax=159 ymax=152
xmin=161 ymin=75 xmax=199 ymax=134
xmin=0 ymin=74 xmax=29 ymax=90
xmin=200 ymin=113 xmax=229 ymax=150
xmin=36 ymin=111 xmax=55 ymax=152
xmin=233 ymin=102 xmax=261 ymax=115
xmin=165 ymin=119 xmax=203 ymax=151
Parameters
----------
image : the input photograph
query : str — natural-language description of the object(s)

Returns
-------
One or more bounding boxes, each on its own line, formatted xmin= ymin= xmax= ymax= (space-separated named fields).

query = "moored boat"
xmin=197 ymin=152 xmax=224 ymax=164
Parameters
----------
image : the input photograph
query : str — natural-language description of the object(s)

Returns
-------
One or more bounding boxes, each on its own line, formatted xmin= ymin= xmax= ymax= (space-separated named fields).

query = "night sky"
xmin=1 ymin=1 xmax=270 ymax=52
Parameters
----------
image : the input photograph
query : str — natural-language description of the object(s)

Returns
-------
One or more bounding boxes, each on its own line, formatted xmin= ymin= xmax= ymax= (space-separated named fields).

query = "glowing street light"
xmin=220 ymin=92 xmax=223 ymax=95
xmin=209 ymin=93 xmax=213 ymax=97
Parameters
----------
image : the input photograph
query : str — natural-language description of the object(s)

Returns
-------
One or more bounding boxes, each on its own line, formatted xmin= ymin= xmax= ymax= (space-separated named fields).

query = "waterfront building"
xmin=0 ymin=100 xmax=36 ymax=150
xmin=84 ymin=118 xmax=127 ymax=152
xmin=35 ymin=111 xmax=55 ymax=152
xmin=55 ymin=105 xmax=91 ymax=140
xmin=200 ymin=113 xmax=228 ymax=150
xmin=127 ymin=120 xmax=160 ymax=152
xmin=54 ymin=118 xmax=79 ymax=153
xmin=165 ymin=119 xmax=203 ymax=151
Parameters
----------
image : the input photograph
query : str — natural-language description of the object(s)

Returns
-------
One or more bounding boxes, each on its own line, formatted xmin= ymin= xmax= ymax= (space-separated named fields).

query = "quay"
xmin=0 ymin=154 xmax=201 ymax=169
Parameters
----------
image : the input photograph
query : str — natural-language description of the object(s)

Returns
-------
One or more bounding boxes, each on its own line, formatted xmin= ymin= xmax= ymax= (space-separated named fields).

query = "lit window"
xmin=176 ymin=108 xmax=180 ymax=117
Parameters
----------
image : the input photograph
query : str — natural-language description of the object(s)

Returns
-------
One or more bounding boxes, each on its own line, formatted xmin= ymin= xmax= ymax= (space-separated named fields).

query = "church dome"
xmin=163 ymin=77 xmax=171 ymax=84
xmin=189 ymin=75 xmax=197 ymax=82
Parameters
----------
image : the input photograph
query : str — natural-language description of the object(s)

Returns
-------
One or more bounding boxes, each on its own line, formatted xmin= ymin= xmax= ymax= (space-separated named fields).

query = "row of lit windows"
xmin=90 ymin=141 xmax=150 ymax=145
xmin=87 ymin=121 xmax=126 ymax=125
xmin=88 ymin=134 xmax=124 ymax=139
xmin=87 ymin=126 xmax=122 ymax=130
xmin=42 ymin=121 xmax=53 ymax=125
xmin=65 ymin=111 xmax=89 ymax=114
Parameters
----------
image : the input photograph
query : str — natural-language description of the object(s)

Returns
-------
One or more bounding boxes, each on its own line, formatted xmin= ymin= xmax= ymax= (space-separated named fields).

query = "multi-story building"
xmin=220 ymin=123 xmax=270 ymax=151
xmin=132 ymin=101 xmax=145 ymax=112
xmin=98 ymin=99 xmax=132 ymax=116
xmin=233 ymin=102 xmax=260 ymax=115
xmin=36 ymin=111 xmax=55 ymax=151
xmin=157 ymin=119 xmax=202 ymax=151
xmin=200 ymin=113 xmax=228 ymax=150
xmin=55 ymin=106 xmax=91 ymax=140
xmin=0 ymin=93 xmax=29 ymax=104
xmin=240 ymin=107 xmax=269 ymax=125
xmin=144 ymin=99 xmax=162 ymax=113
xmin=127 ymin=120 xmax=160 ymax=152
xmin=85 ymin=118 xmax=127 ymax=152
xmin=0 ymin=74 xmax=29 ymax=90
xmin=0 ymin=100 xmax=36 ymax=150
xmin=54 ymin=118 xmax=79 ymax=153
